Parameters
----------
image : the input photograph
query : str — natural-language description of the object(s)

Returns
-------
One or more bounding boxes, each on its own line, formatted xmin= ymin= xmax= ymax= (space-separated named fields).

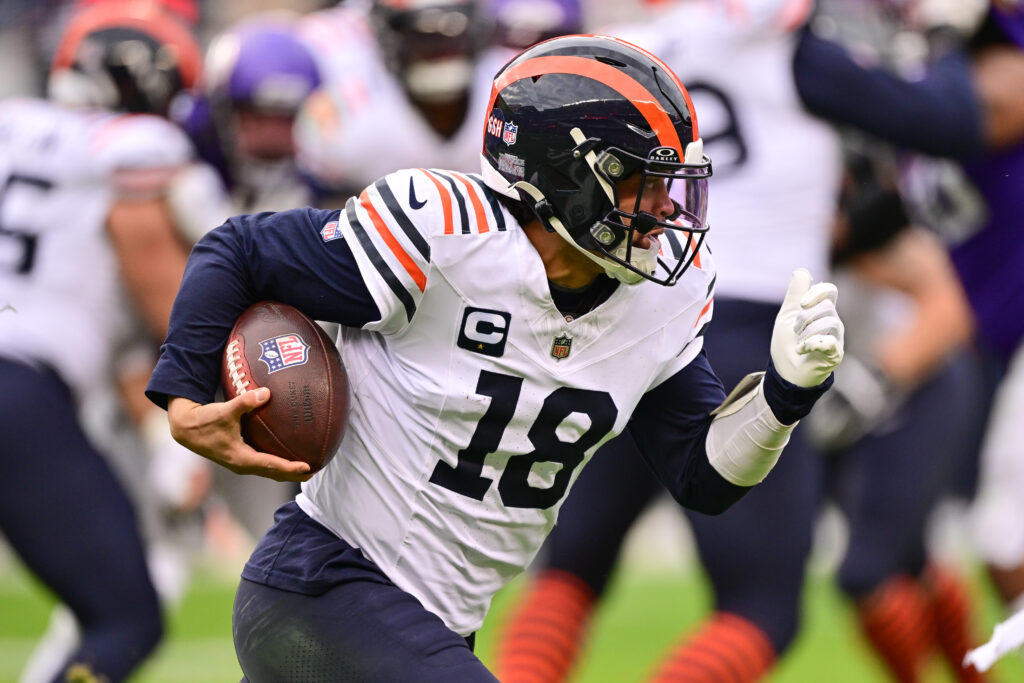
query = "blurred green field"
xmin=1 ymin=562 xmax=1021 ymax=683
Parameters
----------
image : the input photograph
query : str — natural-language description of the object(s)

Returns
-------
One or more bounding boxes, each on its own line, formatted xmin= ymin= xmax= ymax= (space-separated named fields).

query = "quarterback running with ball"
xmin=147 ymin=34 xmax=844 ymax=681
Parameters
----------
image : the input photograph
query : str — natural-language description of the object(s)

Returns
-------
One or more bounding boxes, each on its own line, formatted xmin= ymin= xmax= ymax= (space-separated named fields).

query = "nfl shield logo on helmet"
xmin=551 ymin=334 xmax=572 ymax=360
xmin=502 ymin=121 xmax=518 ymax=145
xmin=259 ymin=334 xmax=310 ymax=373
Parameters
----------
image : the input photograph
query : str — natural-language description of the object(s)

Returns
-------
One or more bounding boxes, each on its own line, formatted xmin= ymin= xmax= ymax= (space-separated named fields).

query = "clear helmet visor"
xmin=589 ymin=144 xmax=711 ymax=286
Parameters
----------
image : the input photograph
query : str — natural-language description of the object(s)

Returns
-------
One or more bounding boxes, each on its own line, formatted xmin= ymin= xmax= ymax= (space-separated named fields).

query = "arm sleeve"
xmin=792 ymin=28 xmax=986 ymax=159
xmin=626 ymin=350 xmax=749 ymax=515
xmin=145 ymin=207 xmax=380 ymax=408
xmin=628 ymin=353 xmax=833 ymax=513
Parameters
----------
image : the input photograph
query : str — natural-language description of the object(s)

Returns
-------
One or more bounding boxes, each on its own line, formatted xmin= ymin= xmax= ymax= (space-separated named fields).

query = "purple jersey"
xmin=954 ymin=130 xmax=1024 ymax=360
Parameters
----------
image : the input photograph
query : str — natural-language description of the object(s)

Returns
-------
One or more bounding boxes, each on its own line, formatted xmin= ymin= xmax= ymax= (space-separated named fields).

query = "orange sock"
xmin=924 ymin=565 xmax=988 ymax=683
xmin=496 ymin=569 xmax=596 ymax=683
xmin=648 ymin=611 xmax=776 ymax=683
xmin=857 ymin=576 xmax=934 ymax=683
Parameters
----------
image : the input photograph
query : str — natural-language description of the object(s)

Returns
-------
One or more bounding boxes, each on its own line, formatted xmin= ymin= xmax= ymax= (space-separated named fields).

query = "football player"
xmin=0 ymin=3 xmax=213 ymax=681
xmin=294 ymin=0 xmax=511 ymax=199
xmin=174 ymin=12 xmax=324 ymax=214
xmin=146 ymin=34 xmax=844 ymax=681
xmin=794 ymin=3 xmax=1024 ymax=676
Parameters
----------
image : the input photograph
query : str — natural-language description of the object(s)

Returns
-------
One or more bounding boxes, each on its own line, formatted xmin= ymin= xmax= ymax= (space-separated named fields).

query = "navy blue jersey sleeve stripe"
xmin=373 ymin=178 xmax=430 ymax=260
xmin=706 ymin=274 xmax=716 ymax=299
xmin=345 ymin=198 xmax=417 ymax=323
xmin=433 ymin=171 xmax=471 ymax=234
xmin=470 ymin=175 xmax=507 ymax=232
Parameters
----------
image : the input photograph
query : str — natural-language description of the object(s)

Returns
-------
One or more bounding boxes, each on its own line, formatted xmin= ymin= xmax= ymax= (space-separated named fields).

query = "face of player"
xmin=614 ymin=174 xmax=675 ymax=250
xmin=233 ymin=109 xmax=296 ymax=160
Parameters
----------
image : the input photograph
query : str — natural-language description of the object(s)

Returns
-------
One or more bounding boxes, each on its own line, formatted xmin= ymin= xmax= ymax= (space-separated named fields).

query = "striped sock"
xmin=648 ymin=611 xmax=776 ymax=682
xmin=924 ymin=565 xmax=988 ymax=682
xmin=495 ymin=569 xmax=596 ymax=683
xmin=856 ymin=576 xmax=934 ymax=683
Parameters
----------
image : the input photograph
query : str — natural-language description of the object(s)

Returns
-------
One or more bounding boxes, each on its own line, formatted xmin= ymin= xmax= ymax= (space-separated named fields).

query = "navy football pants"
xmin=0 ymin=358 xmax=162 ymax=682
xmin=233 ymin=577 xmax=497 ymax=682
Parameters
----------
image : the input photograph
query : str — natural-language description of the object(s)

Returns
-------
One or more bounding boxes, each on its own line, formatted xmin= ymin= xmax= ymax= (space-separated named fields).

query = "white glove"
xmin=771 ymin=268 xmax=845 ymax=388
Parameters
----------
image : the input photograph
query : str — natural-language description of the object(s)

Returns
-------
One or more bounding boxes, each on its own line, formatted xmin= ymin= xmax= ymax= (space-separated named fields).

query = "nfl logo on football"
xmin=551 ymin=335 xmax=572 ymax=360
xmin=259 ymin=334 xmax=310 ymax=373
xmin=502 ymin=121 xmax=518 ymax=145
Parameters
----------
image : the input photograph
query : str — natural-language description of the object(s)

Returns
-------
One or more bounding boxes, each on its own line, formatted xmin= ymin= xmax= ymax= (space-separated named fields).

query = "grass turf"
xmin=1 ymin=564 xmax=1021 ymax=682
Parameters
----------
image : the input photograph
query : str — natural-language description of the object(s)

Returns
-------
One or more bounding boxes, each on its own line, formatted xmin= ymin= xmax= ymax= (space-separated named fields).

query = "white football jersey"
xmin=295 ymin=1 xmax=510 ymax=188
xmin=296 ymin=167 xmax=717 ymax=635
xmin=0 ymin=98 xmax=192 ymax=398
xmin=612 ymin=1 xmax=842 ymax=303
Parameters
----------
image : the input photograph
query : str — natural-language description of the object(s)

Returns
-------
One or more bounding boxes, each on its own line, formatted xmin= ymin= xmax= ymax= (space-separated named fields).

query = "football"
xmin=221 ymin=301 xmax=348 ymax=472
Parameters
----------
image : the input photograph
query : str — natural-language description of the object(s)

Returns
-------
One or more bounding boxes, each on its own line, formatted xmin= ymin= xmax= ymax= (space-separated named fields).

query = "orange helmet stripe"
xmin=53 ymin=2 xmax=202 ymax=89
xmin=488 ymin=53 xmax=684 ymax=153
xmin=601 ymin=35 xmax=699 ymax=140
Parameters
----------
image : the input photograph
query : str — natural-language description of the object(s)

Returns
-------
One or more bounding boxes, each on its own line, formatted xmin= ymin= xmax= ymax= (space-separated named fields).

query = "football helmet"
xmin=370 ymin=0 xmax=490 ymax=103
xmin=204 ymin=15 xmax=322 ymax=118
xmin=49 ymin=1 xmax=202 ymax=116
xmin=481 ymin=34 xmax=712 ymax=286
xmin=199 ymin=14 xmax=321 ymax=163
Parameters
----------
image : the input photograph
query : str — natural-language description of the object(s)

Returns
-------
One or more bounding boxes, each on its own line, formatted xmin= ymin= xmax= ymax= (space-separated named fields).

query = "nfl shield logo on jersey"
xmin=320 ymin=221 xmax=341 ymax=242
xmin=551 ymin=334 xmax=572 ymax=360
xmin=502 ymin=121 xmax=518 ymax=145
xmin=259 ymin=334 xmax=310 ymax=373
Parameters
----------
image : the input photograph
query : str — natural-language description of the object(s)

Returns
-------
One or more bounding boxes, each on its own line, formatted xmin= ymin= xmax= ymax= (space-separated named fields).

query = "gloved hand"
xmin=771 ymin=268 xmax=845 ymax=388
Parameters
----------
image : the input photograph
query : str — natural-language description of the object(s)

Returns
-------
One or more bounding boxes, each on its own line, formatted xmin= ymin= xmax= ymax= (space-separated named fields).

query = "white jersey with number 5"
xmin=296 ymin=167 xmax=717 ymax=635
xmin=0 ymin=98 xmax=191 ymax=398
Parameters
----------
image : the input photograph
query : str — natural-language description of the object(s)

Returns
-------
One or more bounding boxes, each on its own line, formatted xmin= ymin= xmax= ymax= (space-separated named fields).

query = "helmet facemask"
xmin=511 ymin=129 xmax=711 ymax=286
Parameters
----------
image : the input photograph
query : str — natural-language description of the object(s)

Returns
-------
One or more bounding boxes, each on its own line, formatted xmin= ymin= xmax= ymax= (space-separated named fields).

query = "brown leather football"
xmin=221 ymin=301 xmax=348 ymax=472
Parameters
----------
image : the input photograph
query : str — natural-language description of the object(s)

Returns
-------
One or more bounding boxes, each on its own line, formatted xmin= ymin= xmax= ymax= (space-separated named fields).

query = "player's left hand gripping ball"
xmin=221 ymin=301 xmax=349 ymax=472
xmin=770 ymin=268 xmax=845 ymax=388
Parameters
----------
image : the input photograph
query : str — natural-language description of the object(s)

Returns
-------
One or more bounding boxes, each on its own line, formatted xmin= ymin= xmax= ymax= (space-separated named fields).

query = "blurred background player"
xmin=295 ymin=0 xmax=510 ymax=199
xmin=792 ymin=1 xmax=1024 ymax=660
xmin=489 ymin=0 xmax=583 ymax=51
xmin=807 ymin=143 xmax=990 ymax=683
xmin=496 ymin=2 xmax=842 ymax=680
xmin=0 ymin=2 xmax=210 ymax=681
xmin=496 ymin=1 xmax=991 ymax=681
xmin=173 ymin=11 xmax=324 ymax=214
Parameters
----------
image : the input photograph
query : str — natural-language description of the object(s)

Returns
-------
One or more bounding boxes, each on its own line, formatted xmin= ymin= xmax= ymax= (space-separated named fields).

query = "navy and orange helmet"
xmin=49 ymin=1 xmax=202 ymax=116
xmin=481 ymin=34 xmax=712 ymax=286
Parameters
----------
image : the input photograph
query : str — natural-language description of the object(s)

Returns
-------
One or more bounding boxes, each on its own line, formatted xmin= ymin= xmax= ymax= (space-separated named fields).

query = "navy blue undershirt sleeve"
xmin=628 ymin=352 xmax=834 ymax=514
xmin=146 ymin=207 xmax=380 ymax=409
xmin=627 ymin=350 xmax=747 ymax=515
xmin=793 ymin=28 xmax=985 ymax=159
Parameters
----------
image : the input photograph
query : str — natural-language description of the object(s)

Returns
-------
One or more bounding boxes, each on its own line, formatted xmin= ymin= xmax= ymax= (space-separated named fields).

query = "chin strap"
xmin=511 ymin=179 xmax=645 ymax=285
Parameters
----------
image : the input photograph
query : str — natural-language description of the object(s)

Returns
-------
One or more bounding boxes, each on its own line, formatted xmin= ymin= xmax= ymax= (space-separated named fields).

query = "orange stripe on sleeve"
xmin=415 ymin=168 xmax=454 ymax=235
xmin=359 ymin=189 xmax=427 ymax=292
xmin=695 ymin=298 xmax=713 ymax=328
xmin=452 ymin=172 xmax=490 ymax=233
